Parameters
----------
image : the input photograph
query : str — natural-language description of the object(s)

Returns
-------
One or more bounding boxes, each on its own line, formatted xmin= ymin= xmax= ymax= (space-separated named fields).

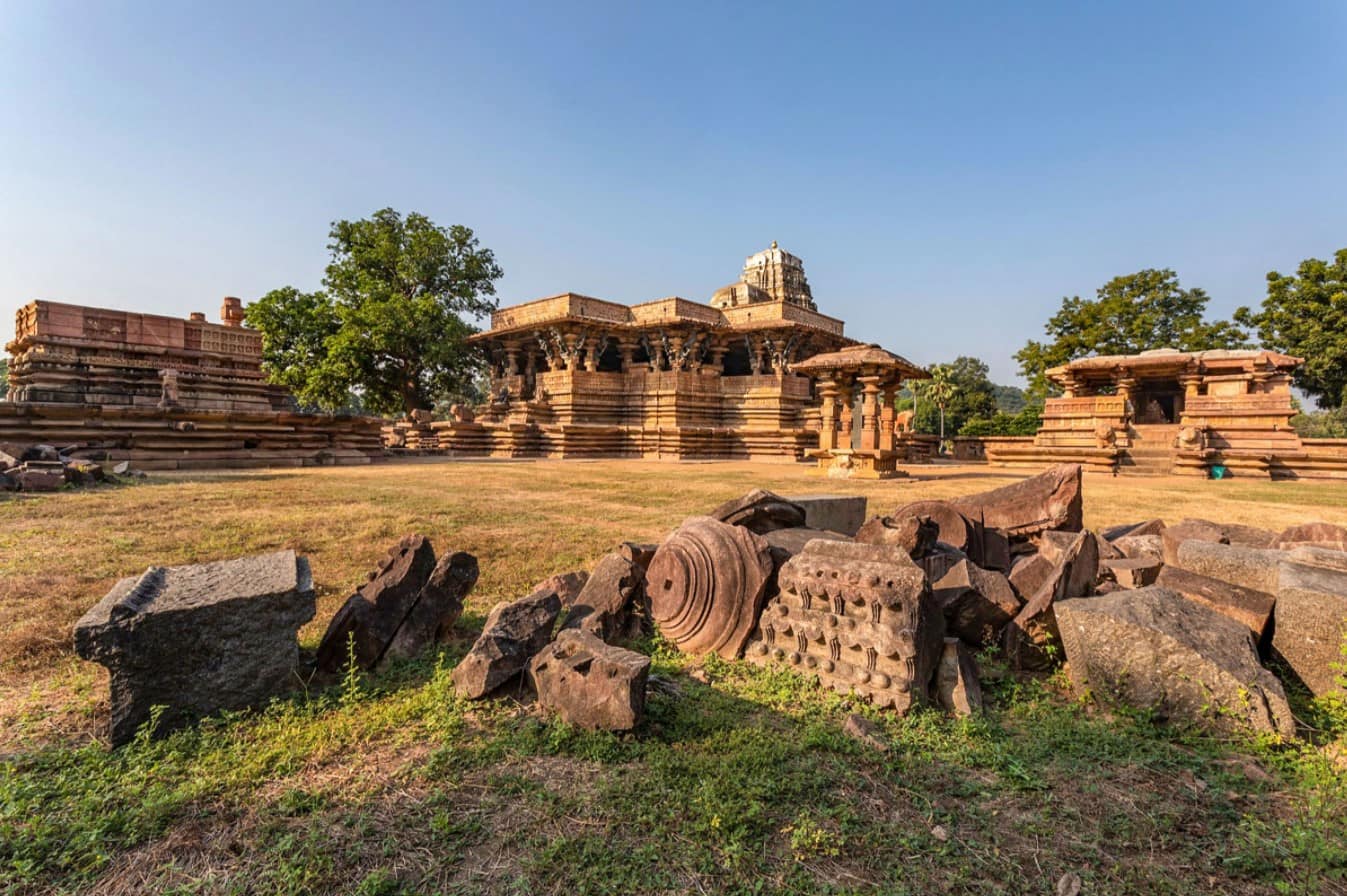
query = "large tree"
xmin=1234 ymin=249 xmax=1347 ymax=409
xmin=249 ymin=209 xmax=503 ymax=415
xmin=1015 ymin=269 xmax=1248 ymax=396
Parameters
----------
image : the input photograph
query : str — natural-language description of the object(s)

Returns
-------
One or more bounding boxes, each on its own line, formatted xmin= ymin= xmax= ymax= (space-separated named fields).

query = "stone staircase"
xmin=1119 ymin=425 xmax=1181 ymax=476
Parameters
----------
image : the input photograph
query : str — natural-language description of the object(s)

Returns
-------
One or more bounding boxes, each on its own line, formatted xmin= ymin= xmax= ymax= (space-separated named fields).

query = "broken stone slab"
xmin=707 ymin=489 xmax=807 ymax=534
xmin=619 ymin=542 xmax=658 ymax=572
xmin=73 ymin=550 xmax=316 ymax=746
xmin=1004 ymin=530 xmax=1098 ymax=670
xmin=1092 ymin=531 xmax=1124 ymax=561
xmin=316 ymin=535 xmax=439 ymax=672
xmin=64 ymin=460 xmax=105 ymax=485
xmin=920 ymin=543 xmax=968 ymax=585
xmin=784 ymin=494 xmax=868 ymax=536
xmin=745 ymin=539 xmax=945 ymax=713
xmin=855 ymin=514 xmax=939 ymax=558
xmin=1101 ymin=519 xmax=1167 ymax=541
xmin=1111 ymin=534 xmax=1163 ymax=561
xmin=1289 ymin=546 xmax=1347 ymax=574
xmin=1222 ymin=524 xmax=1279 ymax=550
xmin=452 ymin=587 xmax=563 ymax=699
xmin=528 ymin=629 xmax=650 ymax=731
xmin=1160 ymin=519 xmax=1228 ymax=567
xmin=1154 ymin=565 xmax=1274 ymax=638
xmin=1102 ymin=556 xmax=1162 ymax=589
xmin=948 ymin=463 xmax=1083 ymax=539
xmin=1273 ymin=561 xmax=1347 ymax=698
xmin=383 ymin=550 xmax=479 ymax=663
xmin=932 ymin=560 xmax=1021 ymax=646
xmin=531 ymin=570 xmax=589 ymax=610
xmin=560 ymin=552 xmax=646 ymax=644
xmin=647 ymin=516 xmax=774 ymax=660
xmin=1056 ymin=587 xmax=1295 ymax=738
xmin=762 ymin=526 xmax=853 ymax=562
xmin=1174 ymin=540 xmax=1287 ymax=595
xmin=934 ymin=637 xmax=984 ymax=717
xmin=1008 ymin=552 xmax=1056 ymax=602
xmin=6 ymin=463 xmax=64 ymax=491
xmin=1277 ymin=521 xmax=1347 ymax=553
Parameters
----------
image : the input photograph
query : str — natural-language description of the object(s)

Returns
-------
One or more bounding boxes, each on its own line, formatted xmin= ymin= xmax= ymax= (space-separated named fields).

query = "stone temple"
xmin=432 ymin=244 xmax=879 ymax=460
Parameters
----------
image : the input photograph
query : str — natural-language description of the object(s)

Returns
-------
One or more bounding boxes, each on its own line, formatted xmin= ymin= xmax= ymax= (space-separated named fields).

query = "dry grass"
xmin=4 ymin=458 xmax=1347 ymax=895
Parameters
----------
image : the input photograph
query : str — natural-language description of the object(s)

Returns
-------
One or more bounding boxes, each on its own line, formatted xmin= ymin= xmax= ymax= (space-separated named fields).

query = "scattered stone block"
xmin=383 ymin=550 xmax=479 ymax=663
xmin=317 ymin=535 xmax=439 ymax=671
xmin=1101 ymin=519 xmax=1167 ymax=541
xmin=1112 ymin=534 xmax=1163 ymax=561
xmin=919 ymin=543 xmax=968 ymax=585
xmin=1161 ymin=519 xmax=1228 ymax=567
xmin=882 ymin=501 xmax=979 ymax=558
xmin=1056 ymin=587 xmax=1295 ymax=738
xmin=452 ymin=587 xmax=562 ymax=699
xmin=932 ymin=560 xmax=1020 ymax=646
xmin=948 ymin=463 xmax=1083 ymax=539
xmin=64 ymin=460 xmax=105 ymax=484
xmin=1154 ymin=565 xmax=1274 ymax=638
xmin=935 ymin=638 xmax=983 ymax=717
xmin=647 ymin=516 xmax=774 ymax=660
xmin=1175 ymin=540 xmax=1287 ymax=595
xmin=1273 ymin=561 xmax=1347 ymax=697
xmin=746 ymin=540 xmax=945 ymax=713
xmin=528 ymin=629 xmax=650 ymax=731
xmin=785 ymin=494 xmax=868 ymax=536
xmin=6 ymin=462 xmax=63 ymax=491
xmin=707 ymin=489 xmax=806 ymax=534
xmin=561 ymin=552 xmax=646 ymax=643
xmin=1277 ymin=521 xmax=1347 ymax=552
xmin=73 ymin=550 xmax=316 ymax=746
xmin=1102 ymin=556 xmax=1162 ymax=589
xmin=1289 ymin=546 xmax=1347 ymax=574
xmin=855 ymin=514 xmax=938 ymax=557
xmin=1005 ymin=530 xmax=1097 ymax=669
xmin=1222 ymin=524 xmax=1279 ymax=549
xmin=532 ymin=570 xmax=589 ymax=609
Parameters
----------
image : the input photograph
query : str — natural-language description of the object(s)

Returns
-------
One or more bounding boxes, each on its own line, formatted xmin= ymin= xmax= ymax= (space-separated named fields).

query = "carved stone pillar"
xmin=879 ymin=382 xmax=897 ymax=453
xmin=618 ymin=337 xmax=636 ymax=373
xmin=818 ymin=377 xmax=840 ymax=451
xmin=1251 ymin=368 xmax=1272 ymax=394
xmin=670 ymin=334 xmax=686 ymax=371
xmin=838 ymin=379 xmax=855 ymax=445
xmin=708 ymin=338 xmax=727 ymax=375
xmin=1116 ymin=374 xmax=1137 ymax=421
xmin=504 ymin=343 xmax=521 ymax=377
xmin=584 ymin=336 xmax=601 ymax=372
xmin=857 ymin=374 xmax=882 ymax=452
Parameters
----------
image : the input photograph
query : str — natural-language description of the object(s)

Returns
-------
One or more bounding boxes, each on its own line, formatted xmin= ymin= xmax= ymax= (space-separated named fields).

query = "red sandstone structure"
xmin=972 ymin=348 xmax=1347 ymax=479
xmin=3 ymin=299 xmax=383 ymax=470
xmin=428 ymin=244 xmax=902 ymax=460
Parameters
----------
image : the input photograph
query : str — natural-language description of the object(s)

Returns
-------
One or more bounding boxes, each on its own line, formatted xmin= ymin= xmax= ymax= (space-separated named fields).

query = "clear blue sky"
xmin=3 ymin=1 xmax=1344 ymax=384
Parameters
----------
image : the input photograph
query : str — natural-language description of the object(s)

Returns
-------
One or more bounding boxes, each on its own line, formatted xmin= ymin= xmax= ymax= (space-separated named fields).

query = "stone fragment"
xmin=1174 ymin=541 xmax=1287 ymax=595
xmin=762 ymin=527 xmax=853 ymax=559
xmin=1154 ymin=565 xmax=1274 ymax=638
xmin=1008 ymin=552 xmax=1056 ymax=601
xmin=619 ymin=542 xmax=658 ymax=572
xmin=560 ymin=552 xmax=646 ymax=643
xmin=1221 ymin=524 xmax=1279 ymax=549
xmin=112 ymin=460 xmax=132 ymax=475
xmin=855 ymin=514 xmax=938 ymax=557
xmin=1102 ymin=557 xmax=1162 ymax=589
xmin=1277 ymin=521 xmax=1347 ymax=553
xmin=932 ymin=560 xmax=1020 ymax=646
xmin=528 ymin=629 xmax=650 ymax=731
xmin=532 ymin=570 xmax=589 ymax=610
xmin=842 ymin=713 xmax=888 ymax=751
xmin=383 ymin=550 xmax=479 ymax=663
xmin=1004 ymin=530 xmax=1097 ymax=669
xmin=1056 ymin=587 xmax=1295 ymax=738
xmin=64 ymin=460 xmax=105 ymax=484
xmin=317 ymin=535 xmax=439 ymax=672
xmin=1160 ymin=518 xmax=1228 ymax=567
xmin=1111 ymin=534 xmax=1163 ymax=561
xmin=707 ymin=489 xmax=806 ymax=534
xmin=948 ymin=463 xmax=1083 ymax=539
xmin=934 ymin=638 xmax=983 ymax=717
xmin=1091 ymin=531 xmax=1124 ymax=561
xmin=0 ymin=470 xmax=13 ymax=491
xmin=785 ymin=494 xmax=868 ymax=536
xmin=882 ymin=501 xmax=978 ymax=557
xmin=1273 ymin=561 xmax=1347 ymax=697
xmin=452 ymin=587 xmax=563 ymax=698
xmin=22 ymin=444 xmax=61 ymax=462
xmin=1289 ymin=545 xmax=1347 ymax=574
xmin=746 ymin=540 xmax=944 ymax=713
xmin=979 ymin=528 xmax=1013 ymax=573
xmin=73 ymin=550 xmax=316 ymax=746
xmin=6 ymin=462 xmax=63 ymax=491
xmin=1101 ymin=519 xmax=1167 ymax=541
xmin=919 ymin=543 xmax=968 ymax=585
xmin=647 ymin=516 xmax=773 ymax=659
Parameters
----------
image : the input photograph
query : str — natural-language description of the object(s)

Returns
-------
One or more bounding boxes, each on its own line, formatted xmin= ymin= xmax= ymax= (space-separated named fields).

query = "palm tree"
xmin=913 ymin=364 xmax=958 ymax=450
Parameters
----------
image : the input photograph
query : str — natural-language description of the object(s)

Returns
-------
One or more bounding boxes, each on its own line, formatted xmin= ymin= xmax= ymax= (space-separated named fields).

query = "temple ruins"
xmin=3 ymin=299 xmax=383 ymax=471
xmin=426 ymin=244 xmax=888 ymax=460
xmin=974 ymin=348 xmax=1347 ymax=479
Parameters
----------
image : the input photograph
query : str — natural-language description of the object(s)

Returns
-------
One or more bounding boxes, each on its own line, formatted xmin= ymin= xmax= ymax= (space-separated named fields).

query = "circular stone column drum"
xmin=646 ymin=516 xmax=774 ymax=659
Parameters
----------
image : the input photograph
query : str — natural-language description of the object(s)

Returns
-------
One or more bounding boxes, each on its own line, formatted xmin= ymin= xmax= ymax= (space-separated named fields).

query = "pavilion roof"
xmin=791 ymin=343 xmax=929 ymax=380
xmin=1047 ymin=348 xmax=1303 ymax=379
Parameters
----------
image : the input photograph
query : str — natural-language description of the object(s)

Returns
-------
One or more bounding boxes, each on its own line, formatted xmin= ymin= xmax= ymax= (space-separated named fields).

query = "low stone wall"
xmin=0 ymin=401 xmax=384 ymax=470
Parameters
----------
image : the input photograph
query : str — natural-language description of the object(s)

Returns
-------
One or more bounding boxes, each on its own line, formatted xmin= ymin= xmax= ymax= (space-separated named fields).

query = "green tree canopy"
xmin=248 ymin=209 xmax=503 ymax=415
xmin=1015 ymin=268 xmax=1248 ymax=396
xmin=1234 ymin=248 xmax=1347 ymax=409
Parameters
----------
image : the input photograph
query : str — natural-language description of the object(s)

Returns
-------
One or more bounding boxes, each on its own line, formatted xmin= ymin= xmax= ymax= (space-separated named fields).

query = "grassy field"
xmin=2 ymin=459 xmax=1347 ymax=895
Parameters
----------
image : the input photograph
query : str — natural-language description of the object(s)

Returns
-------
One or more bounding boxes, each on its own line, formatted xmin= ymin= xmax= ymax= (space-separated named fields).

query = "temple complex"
xmin=3 ymin=299 xmax=383 ymax=469
xmin=978 ymin=348 xmax=1337 ymax=478
xmin=433 ymin=244 xmax=872 ymax=459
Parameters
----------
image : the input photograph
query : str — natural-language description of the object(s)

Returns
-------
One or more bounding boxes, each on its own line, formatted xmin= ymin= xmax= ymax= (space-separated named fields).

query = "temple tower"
xmin=740 ymin=241 xmax=816 ymax=311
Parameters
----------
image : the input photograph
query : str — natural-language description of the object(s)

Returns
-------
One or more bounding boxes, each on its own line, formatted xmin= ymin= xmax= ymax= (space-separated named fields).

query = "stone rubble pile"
xmin=71 ymin=463 xmax=1347 ymax=747
xmin=1 ymin=441 xmax=147 ymax=491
